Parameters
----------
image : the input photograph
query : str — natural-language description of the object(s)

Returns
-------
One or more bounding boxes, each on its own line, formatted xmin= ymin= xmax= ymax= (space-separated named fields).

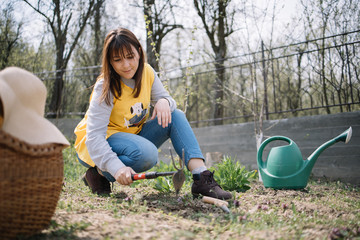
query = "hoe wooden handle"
xmin=202 ymin=196 xmax=230 ymax=213
xmin=202 ymin=196 xmax=229 ymax=207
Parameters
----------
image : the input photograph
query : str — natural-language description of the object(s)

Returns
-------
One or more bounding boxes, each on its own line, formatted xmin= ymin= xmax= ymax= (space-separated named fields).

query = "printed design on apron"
xmin=124 ymin=102 xmax=149 ymax=128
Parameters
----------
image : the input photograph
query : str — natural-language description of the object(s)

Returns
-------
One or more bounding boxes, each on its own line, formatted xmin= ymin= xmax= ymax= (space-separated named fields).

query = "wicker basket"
xmin=0 ymin=130 xmax=64 ymax=239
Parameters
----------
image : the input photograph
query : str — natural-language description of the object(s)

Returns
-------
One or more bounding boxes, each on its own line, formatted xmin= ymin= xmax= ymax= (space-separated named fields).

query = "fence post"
xmin=261 ymin=41 xmax=269 ymax=120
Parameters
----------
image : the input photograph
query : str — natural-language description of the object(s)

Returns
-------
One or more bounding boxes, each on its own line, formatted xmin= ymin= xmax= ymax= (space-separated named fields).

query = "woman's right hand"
xmin=114 ymin=166 xmax=136 ymax=185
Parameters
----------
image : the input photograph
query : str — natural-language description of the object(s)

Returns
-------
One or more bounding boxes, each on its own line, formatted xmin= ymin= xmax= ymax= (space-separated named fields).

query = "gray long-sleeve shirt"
xmin=85 ymin=67 xmax=176 ymax=177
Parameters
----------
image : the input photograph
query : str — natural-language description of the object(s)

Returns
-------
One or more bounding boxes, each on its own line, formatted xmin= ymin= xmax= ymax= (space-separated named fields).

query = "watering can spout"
xmin=306 ymin=127 xmax=352 ymax=166
xmin=334 ymin=126 xmax=352 ymax=144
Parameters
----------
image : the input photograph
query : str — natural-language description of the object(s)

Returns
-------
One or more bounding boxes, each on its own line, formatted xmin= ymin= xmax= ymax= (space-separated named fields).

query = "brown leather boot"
xmin=192 ymin=170 xmax=232 ymax=200
xmin=83 ymin=167 xmax=111 ymax=195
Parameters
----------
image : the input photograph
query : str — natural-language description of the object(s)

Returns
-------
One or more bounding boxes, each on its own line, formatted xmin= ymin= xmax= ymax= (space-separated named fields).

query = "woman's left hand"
xmin=151 ymin=98 xmax=171 ymax=128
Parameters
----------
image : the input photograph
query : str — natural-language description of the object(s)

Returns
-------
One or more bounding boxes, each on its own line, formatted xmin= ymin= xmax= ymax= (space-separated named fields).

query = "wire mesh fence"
xmin=38 ymin=30 xmax=360 ymax=127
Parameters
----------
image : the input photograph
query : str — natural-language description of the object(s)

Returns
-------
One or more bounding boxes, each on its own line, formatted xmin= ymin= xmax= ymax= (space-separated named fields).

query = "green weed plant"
xmin=210 ymin=155 xmax=257 ymax=192
xmin=131 ymin=159 xmax=192 ymax=193
xmin=152 ymin=161 xmax=174 ymax=192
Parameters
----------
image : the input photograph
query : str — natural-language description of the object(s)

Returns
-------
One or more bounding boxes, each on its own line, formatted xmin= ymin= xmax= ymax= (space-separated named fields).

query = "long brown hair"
xmin=99 ymin=28 xmax=145 ymax=105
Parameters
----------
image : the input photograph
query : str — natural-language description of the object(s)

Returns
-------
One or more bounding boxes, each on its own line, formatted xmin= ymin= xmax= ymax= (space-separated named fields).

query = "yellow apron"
xmin=74 ymin=64 xmax=154 ymax=167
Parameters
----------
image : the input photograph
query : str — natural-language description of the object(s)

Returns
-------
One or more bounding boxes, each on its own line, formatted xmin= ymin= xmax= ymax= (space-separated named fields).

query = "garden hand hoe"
xmin=131 ymin=149 xmax=186 ymax=195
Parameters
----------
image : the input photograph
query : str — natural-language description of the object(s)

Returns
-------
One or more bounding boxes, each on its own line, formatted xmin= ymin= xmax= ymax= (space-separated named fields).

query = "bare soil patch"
xmin=29 ymin=180 xmax=360 ymax=240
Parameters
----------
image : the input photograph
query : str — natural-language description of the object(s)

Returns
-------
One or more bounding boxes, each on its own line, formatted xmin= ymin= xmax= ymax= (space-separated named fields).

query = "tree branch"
xmin=64 ymin=0 xmax=95 ymax=65
xmin=193 ymin=0 xmax=217 ymax=51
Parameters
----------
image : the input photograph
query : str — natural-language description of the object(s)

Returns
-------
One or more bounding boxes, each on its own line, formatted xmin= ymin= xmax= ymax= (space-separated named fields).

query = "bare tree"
xmin=141 ymin=0 xmax=183 ymax=72
xmin=71 ymin=0 xmax=106 ymax=114
xmin=23 ymin=0 xmax=95 ymax=117
xmin=0 ymin=3 xmax=23 ymax=70
xmin=300 ymin=0 xmax=340 ymax=114
xmin=193 ymin=0 xmax=236 ymax=125
xmin=74 ymin=0 xmax=106 ymax=83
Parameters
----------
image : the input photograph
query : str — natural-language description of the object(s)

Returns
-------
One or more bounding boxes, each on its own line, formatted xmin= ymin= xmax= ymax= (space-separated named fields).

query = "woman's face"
xmin=110 ymin=45 xmax=140 ymax=80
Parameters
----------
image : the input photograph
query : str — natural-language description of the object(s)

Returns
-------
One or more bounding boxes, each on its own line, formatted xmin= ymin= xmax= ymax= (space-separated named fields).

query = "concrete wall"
xmin=49 ymin=118 xmax=80 ymax=141
xmin=52 ymin=111 xmax=360 ymax=185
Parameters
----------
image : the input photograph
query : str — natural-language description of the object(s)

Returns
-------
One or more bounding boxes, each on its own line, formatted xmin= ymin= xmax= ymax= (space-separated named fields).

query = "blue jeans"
xmin=78 ymin=109 xmax=204 ymax=182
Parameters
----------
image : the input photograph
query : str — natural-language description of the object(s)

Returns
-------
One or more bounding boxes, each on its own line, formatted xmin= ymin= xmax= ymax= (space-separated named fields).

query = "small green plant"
xmin=154 ymin=161 xmax=175 ymax=193
xmin=210 ymin=156 xmax=257 ymax=192
xmin=154 ymin=176 xmax=173 ymax=193
xmin=152 ymin=160 xmax=191 ymax=193
xmin=131 ymin=159 xmax=192 ymax=193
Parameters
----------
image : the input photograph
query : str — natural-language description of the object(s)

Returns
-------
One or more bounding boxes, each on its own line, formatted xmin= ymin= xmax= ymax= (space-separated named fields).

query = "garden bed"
xmin=26 ymin=148 xmax=360 ymax=240
xmin=26 ymin=180 xmax=359 ymax=239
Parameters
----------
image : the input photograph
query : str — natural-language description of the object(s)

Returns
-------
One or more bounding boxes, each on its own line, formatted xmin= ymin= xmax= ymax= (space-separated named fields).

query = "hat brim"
xmin=2 ymin=104 xmax=70 ymax=146
xmin=0 ymin=68 xmax=69 ymax=146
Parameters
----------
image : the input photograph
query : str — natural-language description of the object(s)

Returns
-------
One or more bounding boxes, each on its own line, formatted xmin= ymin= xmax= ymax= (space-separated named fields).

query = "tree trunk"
xmin=49 ymin=45 xmax=65 ymax=117
xmin=143 ymin=0 xmax=160 ymax=72
xmin=212 ymin=0 xmax=228 ymax=125
xmin=213 ymin=60 xmax=225 ymax=125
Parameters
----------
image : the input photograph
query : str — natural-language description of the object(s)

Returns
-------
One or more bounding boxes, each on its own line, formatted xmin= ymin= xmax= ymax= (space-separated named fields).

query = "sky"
xmin=7 ymin=0 xmax=301 ymax=70
xmin=11 ymin=0 xmax=299 ymax=45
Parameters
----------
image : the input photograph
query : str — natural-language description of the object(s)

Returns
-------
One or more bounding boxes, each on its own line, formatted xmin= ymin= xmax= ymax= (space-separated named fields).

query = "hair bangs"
xmin=109 ymin=37 xmax=134 ymax=60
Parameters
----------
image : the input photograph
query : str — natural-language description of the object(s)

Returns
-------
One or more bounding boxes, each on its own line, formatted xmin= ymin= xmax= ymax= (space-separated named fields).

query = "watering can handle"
xmin=257 ymin=136 xmax=293 ymax=169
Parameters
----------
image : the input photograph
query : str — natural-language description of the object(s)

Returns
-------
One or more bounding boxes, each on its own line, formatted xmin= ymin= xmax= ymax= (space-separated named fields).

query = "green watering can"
xmin=257 ymin=127 xmax=352 ymax=189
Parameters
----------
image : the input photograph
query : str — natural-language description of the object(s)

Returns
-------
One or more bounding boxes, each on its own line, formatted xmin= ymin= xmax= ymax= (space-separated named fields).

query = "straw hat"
xmin=0 ymin=67 xmax=69 ymax=146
